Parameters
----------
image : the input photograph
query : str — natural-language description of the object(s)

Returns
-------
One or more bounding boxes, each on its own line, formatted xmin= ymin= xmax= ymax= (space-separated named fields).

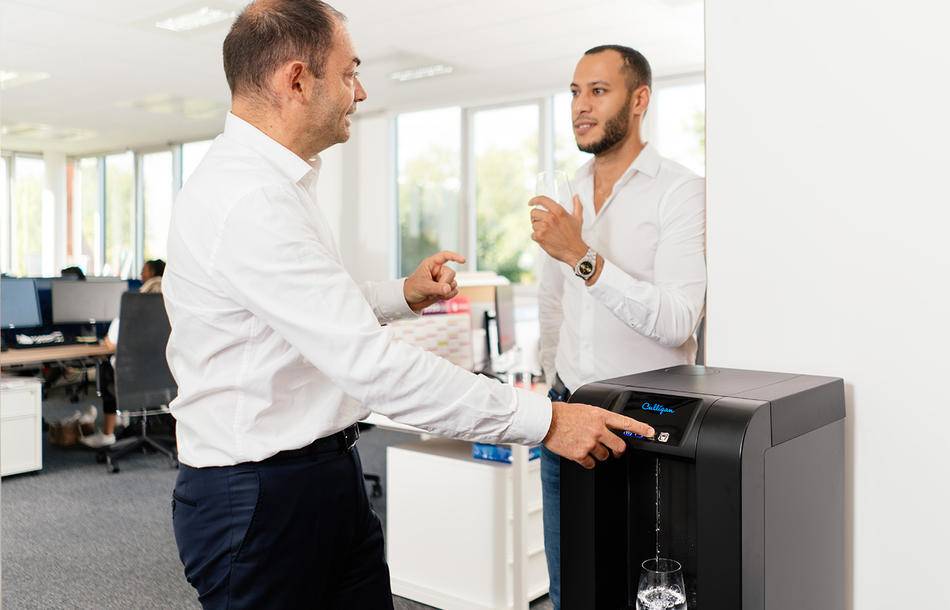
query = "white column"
xmin=341 ymin=113 xmax=397 ymax=282
xmin=42 ymin=151 xmax=67 ymax=276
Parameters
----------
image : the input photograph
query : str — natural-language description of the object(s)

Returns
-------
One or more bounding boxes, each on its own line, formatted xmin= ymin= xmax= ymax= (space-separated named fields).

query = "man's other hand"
xmin=404 ymin=250 xmax=466 ymax=313
xmin=544 ymin=401 xmax=655 ymax=469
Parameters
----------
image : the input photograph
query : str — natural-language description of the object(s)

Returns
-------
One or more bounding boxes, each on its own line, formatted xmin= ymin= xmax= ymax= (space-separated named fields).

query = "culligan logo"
xmin=641 ymin=402 xmax=674 ymax=415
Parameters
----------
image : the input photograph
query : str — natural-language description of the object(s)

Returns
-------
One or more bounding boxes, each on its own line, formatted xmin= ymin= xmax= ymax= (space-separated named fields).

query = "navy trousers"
xmin=172 ymin=445 xmax=393 ymax=609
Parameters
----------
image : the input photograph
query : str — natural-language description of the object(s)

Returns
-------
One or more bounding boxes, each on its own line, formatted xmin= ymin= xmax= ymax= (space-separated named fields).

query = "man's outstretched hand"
xmin=544 ymin=401 xmax=655 ymax=469
xmin=404 ymin=251 xmax=466 ymax=313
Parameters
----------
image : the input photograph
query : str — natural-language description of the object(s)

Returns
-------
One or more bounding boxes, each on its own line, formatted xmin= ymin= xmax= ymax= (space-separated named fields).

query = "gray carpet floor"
xmin=1 ymin=384 xmax=552 ymax=609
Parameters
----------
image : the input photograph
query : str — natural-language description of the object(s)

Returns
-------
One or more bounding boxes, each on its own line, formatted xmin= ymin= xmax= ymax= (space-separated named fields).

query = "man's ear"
xmin=634 ymin=85 xmax=651 ymax=116
xmin=271 ymin=60 xmax=308 ymax=104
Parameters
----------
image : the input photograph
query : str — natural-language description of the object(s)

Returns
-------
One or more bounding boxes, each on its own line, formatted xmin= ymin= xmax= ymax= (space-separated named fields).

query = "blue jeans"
xmin=542 ymin=386 xmax=570 ymax=610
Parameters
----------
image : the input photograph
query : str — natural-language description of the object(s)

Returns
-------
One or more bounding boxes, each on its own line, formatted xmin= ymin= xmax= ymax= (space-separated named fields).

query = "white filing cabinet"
xmin=387 ymin=439 xmax=547 ymax=610
xmin=0 ymin=377 xmax=43 ymax=476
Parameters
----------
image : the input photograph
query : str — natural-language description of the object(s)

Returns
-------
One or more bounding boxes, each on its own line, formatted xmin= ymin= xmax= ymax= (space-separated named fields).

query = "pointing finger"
xmin=604 ymin=412 xmax=655 ymax=438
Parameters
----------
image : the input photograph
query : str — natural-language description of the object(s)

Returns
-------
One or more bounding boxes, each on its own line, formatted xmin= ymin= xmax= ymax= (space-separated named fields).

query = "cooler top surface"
xmin=599 ymin=365 xmax=837 ymax=401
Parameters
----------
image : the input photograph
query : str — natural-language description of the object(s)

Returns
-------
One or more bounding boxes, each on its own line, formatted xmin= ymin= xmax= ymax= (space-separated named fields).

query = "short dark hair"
xmin=61 ymin=266 xmax=86 ymax=280
xmin=584 ymin=45 xmax=652 ymax=91
xmin=223 ymin=0 xmax=346 ymax=99
xmin=144 ymin=259 xmax=166 ymax=277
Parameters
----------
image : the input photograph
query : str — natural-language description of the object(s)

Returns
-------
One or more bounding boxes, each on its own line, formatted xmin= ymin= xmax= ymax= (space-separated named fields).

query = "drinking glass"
xmin=534 ymin=170 xmax=574 ymax=210
xmin=636 ymin=558 xmax=687 ymax=610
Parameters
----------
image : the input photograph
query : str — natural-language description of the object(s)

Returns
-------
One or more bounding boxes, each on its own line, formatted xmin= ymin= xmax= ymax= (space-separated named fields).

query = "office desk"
xmin=364 ymin=397 xmax=546 ymax=610
xmin=0 ymin=344 xmax=114 ymax=368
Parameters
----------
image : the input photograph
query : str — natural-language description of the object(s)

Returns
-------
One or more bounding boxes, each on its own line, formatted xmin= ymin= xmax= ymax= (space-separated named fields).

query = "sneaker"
xmin=80 ymin=432 xmax=116 ymax=448
xmin=79 ymin=405 xmax=98 ymax=426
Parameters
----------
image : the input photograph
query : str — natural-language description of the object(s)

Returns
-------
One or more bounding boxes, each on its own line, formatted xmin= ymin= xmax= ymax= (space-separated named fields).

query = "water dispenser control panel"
xmin=616 ymin=392 xmax=703 ymax=446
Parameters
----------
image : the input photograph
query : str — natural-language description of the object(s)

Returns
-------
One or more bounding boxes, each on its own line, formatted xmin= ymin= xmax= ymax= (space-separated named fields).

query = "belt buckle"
xmin=341 ymin=424 xmax=359 ymax=452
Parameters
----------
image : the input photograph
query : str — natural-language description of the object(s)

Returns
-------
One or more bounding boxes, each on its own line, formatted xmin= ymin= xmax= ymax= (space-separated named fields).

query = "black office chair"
xmin=356 ymin=422 xmax=383 ymax=499
xmin=98 ymin=292 xmax=178 ymax=473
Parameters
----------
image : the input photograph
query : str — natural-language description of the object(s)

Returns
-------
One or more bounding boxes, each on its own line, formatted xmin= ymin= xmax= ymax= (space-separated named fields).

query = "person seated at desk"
xmin=81 ymin=260 xmax=165 ymax=448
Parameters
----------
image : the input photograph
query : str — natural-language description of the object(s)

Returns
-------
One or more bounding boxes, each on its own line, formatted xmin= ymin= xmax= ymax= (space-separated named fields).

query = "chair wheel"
xmin=109 ymin=465 xmax=120 ymax=474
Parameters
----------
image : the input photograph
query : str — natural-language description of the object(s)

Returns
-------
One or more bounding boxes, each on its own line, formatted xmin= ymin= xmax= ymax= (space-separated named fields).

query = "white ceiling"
xmin=0 ymin=0 xmax=703 ymax=155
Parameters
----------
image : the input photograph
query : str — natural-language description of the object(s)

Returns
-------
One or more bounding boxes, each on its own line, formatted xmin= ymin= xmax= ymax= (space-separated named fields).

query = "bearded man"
xmin=529 ymin=45 xmax=707 ymax=610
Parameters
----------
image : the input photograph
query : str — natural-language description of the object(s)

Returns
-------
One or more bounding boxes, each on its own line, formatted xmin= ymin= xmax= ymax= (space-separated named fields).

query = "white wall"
xmin=706 ymin=2 xmax=950 ymax=608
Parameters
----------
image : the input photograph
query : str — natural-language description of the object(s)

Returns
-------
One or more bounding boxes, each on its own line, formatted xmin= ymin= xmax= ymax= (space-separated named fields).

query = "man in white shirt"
xmin=530 ymin=45 xmax=707 ymax=609
xmin=164 ymin=3 xmax=654 ymax=608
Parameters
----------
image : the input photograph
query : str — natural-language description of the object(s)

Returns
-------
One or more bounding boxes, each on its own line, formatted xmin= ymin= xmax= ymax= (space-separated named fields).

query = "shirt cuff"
xmin=586 ymin=257 xmax=625 ymax=300
xmin=507 ymin=387 xmax=553 ymax=446
xmin=375 ymin=278 xmax=419 ymax=324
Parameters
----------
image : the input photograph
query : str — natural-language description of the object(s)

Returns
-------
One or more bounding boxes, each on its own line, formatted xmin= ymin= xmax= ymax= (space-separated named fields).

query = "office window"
xmin=104 ymin=152 xmax=134 ymax=277
xmin=653 ymin=81 xmax=705 ymax=176
xmin=554 ymin=91 xmax=592 ymax=178
xmin=10 ymin=155 xmax=46 ymax=276
xmin=142 ymin=150 xmax=174 ymax=261
xmin=473 ymin=104 xmax=540 ymax=283
xmin=396 ymin=107 xmax=461 ymax=278
xmin=182 ymin=139 xmax=213 ymax=186
xmin=69 ymin=157 xmax=102 ymax=274
xmin=0 ymin=156 xmax=10 ymax=273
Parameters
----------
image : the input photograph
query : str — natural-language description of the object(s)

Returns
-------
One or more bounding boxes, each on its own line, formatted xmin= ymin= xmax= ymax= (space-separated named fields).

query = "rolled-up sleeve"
xmin=212 ymin=185 xmax=552 ymax=445
xmin=587 ymin=176 xmax=706 ymax=348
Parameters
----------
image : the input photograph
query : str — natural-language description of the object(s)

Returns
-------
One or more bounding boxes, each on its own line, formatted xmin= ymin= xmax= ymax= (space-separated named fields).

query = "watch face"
xmin=579 ymin=260 xmax=594 ymax=276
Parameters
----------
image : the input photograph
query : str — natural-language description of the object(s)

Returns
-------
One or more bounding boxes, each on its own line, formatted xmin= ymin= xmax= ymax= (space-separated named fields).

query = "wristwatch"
xmin=573 ymin=248 xmax=597 ymax=281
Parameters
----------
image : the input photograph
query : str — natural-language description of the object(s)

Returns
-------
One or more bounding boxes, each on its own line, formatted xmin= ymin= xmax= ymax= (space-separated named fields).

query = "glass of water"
xmin=637 ymin=558 xmax=687 ymax=610
xmin=534 ymin=170 xmax=574 ymax=209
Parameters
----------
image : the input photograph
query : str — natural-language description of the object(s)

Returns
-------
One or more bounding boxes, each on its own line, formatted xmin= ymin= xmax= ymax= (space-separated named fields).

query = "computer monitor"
xmin=51 ymin=279 xmax=128 ymax=324
xmin=494 ymin=284 xmax=516 ymax=356
xmin=1 ymin=278 xmax=42 ymax=329
xmin=27 ymin=277 xmax=55 ymax=326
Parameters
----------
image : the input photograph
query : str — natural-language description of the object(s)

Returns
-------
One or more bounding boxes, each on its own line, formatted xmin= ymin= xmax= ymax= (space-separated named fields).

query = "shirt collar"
xmin=630 ymin=142 xmax=660 ymax=178
xmin=223 ymin=112 xmax=321 ymax=185
xmin=578 ymin=141 xmax=661 ymax=181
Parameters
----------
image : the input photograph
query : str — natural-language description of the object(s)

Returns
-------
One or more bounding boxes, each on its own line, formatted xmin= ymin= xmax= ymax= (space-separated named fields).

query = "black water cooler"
xmin=561 ymin=365 xmax=845 ymax=610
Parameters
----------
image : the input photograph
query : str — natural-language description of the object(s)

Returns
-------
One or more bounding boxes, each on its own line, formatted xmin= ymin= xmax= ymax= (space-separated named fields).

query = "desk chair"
xmin=98 ymin=292 xmax=177 ymax=473
xmin=356 ymin=422 xmax=383 ymax=499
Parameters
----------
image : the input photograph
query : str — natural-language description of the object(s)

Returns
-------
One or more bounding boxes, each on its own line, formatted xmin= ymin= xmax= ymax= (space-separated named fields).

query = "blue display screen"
xmin=620 ymin=392 xmax=702 ymax=446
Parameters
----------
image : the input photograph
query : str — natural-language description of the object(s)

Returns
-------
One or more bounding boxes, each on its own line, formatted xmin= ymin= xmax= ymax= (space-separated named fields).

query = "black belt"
xmin=552 ymin=375 xmax=572 ymax=401
xmin=262 ymin=424 xmax=360 ymax=463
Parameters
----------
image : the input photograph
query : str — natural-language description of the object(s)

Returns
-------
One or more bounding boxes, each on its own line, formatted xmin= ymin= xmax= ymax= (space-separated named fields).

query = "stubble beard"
xmin=577 ymin=91 xmax=633 ymax=156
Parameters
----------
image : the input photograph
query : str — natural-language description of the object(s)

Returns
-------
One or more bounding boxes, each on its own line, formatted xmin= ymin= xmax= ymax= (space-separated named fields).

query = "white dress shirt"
xmin=539 ymin=144 xmax=706 ymax=393
xmin=164 ymin=113 xmax=551 ymax=467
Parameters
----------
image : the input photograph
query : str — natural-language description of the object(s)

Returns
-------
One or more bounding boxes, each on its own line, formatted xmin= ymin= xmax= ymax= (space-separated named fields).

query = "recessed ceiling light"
xmin=115 ymin=94 xmax=227 ymax=120
xmin=155 ymin=7 xmax=235 ymax=32
xmin=1 ymin=122 xmax=95 ymax=141
xmin=0 ymin=70 xmax=51 ymax=90
xmin=390 ymin=64 xmax=455 ymax=82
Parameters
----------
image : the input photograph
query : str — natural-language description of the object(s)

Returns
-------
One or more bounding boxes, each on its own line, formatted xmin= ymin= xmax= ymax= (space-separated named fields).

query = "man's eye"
xmin=594 ymin=88 xmax=605 ymax=95
xmin=570 ymin=90 xmax=578 ymax=97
